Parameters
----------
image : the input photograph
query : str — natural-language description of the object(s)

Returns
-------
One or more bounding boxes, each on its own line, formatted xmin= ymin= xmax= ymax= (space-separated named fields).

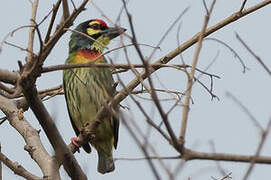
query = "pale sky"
xmin=0 ymin=0 xmax=271 ymax=179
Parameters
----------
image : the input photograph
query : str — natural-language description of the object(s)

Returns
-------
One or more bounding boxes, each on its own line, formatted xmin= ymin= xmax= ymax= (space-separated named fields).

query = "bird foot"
xmin=71 ymin=137 xmax=80 ymax=147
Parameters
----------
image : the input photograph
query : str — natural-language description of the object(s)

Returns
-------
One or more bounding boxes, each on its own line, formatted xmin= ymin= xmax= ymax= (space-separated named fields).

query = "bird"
xmin=63 ymin=19 xmax=126 ymax=174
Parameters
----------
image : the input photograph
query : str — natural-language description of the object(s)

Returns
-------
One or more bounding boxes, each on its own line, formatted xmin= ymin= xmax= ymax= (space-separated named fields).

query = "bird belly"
xmin=63 ymin=67 xmax=114 ymax=148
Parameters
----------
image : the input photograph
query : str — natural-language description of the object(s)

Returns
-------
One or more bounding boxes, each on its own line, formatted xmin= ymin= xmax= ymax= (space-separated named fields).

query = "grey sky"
xmin=0 ymin=0 xmax=271 ymax=179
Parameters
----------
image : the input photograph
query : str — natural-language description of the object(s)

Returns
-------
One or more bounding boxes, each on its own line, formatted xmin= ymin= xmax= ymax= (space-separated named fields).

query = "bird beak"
xmin=101 ymin=27 xmax=126 ymax=40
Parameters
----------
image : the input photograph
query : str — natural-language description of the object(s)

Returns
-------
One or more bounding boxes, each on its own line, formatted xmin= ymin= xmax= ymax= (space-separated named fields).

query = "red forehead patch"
xmin=91 ymin=19 xmax=107 ymax=27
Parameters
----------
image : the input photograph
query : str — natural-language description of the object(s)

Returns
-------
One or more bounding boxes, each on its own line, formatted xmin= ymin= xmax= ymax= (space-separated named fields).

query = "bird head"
xmin=69 ymin=19 xmax=126 ymax=53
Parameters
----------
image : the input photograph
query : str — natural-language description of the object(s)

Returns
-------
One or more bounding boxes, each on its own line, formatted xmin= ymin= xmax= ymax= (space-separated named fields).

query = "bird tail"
xmin=97 ymin=151 xmax=115 ymax=174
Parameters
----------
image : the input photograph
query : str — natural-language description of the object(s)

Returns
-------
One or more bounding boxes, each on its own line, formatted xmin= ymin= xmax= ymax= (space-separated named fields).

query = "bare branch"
xmin=0 ymin=25 xmax=34 ymax=52
xmin=0 ymin=95 xmax=60 ymax=179
xmin=243 ymin=120 xmax=271 ymax=180
xmin=19 ymin=84 xmax=87 ymax=179
xmin=64 ymin=28 xmax=109 ymax=49
xmin=0 ymin=150 xmax=42 ymax=180
xmin=44 ymin=0 xmax=62 ymax=43
xmin=0 ymin=144 xmax=1 ymax=180
xmin=236 ymin=33 xmax=271 ymax=76
xmin=209 ymin=141 xmax=228 ymax=176
xmin=123 ymin=0 xmax=182 ymax=152
xmin=62 ymin=0 xmax=70 ymax=21
xmin=183 ymin=148 xmax=271 ymax=164
xmin=42 ymin=62 xmax=189 ymax=73
xmin=180 ymin=0 xmax=216 ymax=145
xmin=0 ymin=69 xmax=19 ymax=85
xmin=225 ymin=92 xmax=263 ymax=131
xmin=114 ymin=155 xmax=181 ymax=161
xmin=212 ymin=172 xmax=232 ymax=180
xmin=26 ymin=0 xmax=39 ymax=63
xmin=42 ymin=0 xmax=89 ymax=65
xmin=4 ymin=41 xmax=36 ymax=56
xmin=240 ymin=0 xmax=248 ymax=12
xmin=68 ymin=0 xmax=271 ymax=158
xmin=0 ymin=82 xmax=14 ymax=94
xmin=204 ymin=38 xmax=249 ymax=73
xmin=17 ymin=1 xmax=90 ymax=179
xmin=0 ymin=117 xmax=7 ymax=126
xmin=147 ymin=7 xmax=189 ymax=60
xmin=120 ymin=114 xmax=162 ymax=180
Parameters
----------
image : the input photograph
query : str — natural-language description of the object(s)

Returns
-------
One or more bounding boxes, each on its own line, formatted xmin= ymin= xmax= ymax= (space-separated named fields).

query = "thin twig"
xmin=120 ymin=114 xmax=162 ymax=180
xmin=183 ymin=148 xmax=271 ymax=164
xmin=124 ymin=0 xmax=181 ymax=152
xmin=114 ymin=155 xmax=181 ymax=161
xmin=204 ymin=38 xmax=249 ymax=73
xmin=220 ymin=172 xmax=232 ymax=180
xmin=0 ymin=143 xmax=1 ymax=180
xmin=4 ymin=41 xmax=36 ymax=55
xmin=42 ymin=62 xmax=188 ymax=73
xmin=202 ymin=0 xmax=208 ymax=14
xmin=118 ymin=77 xmax=171 ymax=143
xmin=64 ymin=28 xmax=109 ymax=49
xmin=147 ymin=7 xmax=189 ymax=60
xmin=44 ymin=0 xmax=62 ymax=43
xmin=240 ymin=0 xmax=248 ymax=12
xmin=62 ymin=0 xmax=70 ymax=21
xmin=236 ymin=33 xmax=271 ymax=76
xmin=209 ymin=141 xmax=227 ymax=176
xmin=0 ymin=25 xmax=34 ymax=52
xmin=180 ymin=0 xmax=216 ymax=145
xmin=26 ymin=0 xmax=39 ymax=63
xmin=38 ymin=84 xmax=62 ymax=94
xmin=225 ymin=92 xmax=263 ymax=131
xmin=243 ymin=120 xmax=271 ymax=180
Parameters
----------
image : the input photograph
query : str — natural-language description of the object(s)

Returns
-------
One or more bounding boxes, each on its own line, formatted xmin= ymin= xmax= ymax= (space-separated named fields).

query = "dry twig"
xmin=180 ymin=0 xmax=216 ymax=146
xmin=243 ymin=120 xmax=271 ymax=180
xmin=236 ymin=33 xmax=271 ymax=76
xmin=26 ymin=0 xmax=39 ymax=63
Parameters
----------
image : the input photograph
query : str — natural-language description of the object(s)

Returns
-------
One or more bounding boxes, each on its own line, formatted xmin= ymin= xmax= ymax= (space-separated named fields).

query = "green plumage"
xmin=63 ymin=19 xmax=125 ymax=174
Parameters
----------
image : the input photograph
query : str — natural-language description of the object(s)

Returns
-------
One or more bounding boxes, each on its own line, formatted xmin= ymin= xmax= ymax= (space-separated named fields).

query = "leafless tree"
xmin=0 ymin=0 xmax=271 ymax=179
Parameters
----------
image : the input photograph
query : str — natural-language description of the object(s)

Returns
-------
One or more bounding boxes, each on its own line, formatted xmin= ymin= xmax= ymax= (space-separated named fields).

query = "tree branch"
xmin=67 ymin=0 xmax=271 ymax=155
xmin=183 ymin=148 xmax=271 ymax=164
xmin=44 ymin=0 xmax=62 ymax=43
xmin=0 ymin=95 xmax=60 ymax=179
xmin=0 ymin=150 xmax=42 ymax=180
xmin=0 ymin=144 xmax=1 ymax=180
xmin=17 ymin=1 xmax=90 ymax=179
xmin=240 ymin=0 xmax=248 ymax=12
xmin=27 ymin=0 xmax=39 ymax=63
xmin=180 ymin=0 xmax=216 ymax=145
xmin=0 ymin=69 xmax=19 ymax=85
xmin=243 ymin=120 xmax=271 ymax=180
xmin=236 ymin=33 xmax=271 ymax=76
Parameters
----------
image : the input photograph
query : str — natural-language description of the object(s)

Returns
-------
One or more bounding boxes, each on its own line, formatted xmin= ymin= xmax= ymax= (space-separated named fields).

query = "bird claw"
xmin=71 ymin=137 xmax=80 ymax=147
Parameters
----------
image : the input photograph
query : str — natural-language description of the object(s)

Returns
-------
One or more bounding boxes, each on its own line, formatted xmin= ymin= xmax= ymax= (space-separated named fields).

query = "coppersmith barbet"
xmin=63 ymin=19 xmax=125 ymax=174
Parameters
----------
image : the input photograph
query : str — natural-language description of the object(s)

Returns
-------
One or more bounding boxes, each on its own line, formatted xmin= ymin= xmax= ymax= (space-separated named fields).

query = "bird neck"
xmin=72 ymin=49 xmax=104 ymax=64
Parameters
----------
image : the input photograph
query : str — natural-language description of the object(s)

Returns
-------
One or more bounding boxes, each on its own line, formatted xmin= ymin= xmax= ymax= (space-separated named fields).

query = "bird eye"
xmin=90 ymin=23 xmax=100 ymax=30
